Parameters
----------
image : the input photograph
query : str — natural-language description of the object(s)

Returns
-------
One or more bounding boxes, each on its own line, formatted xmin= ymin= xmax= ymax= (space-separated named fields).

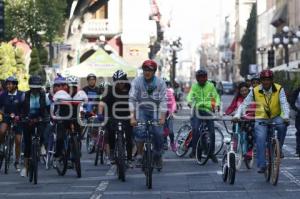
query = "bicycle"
xmin=82 ymin=116 xmax=98 ymax=154
xmin=259 ymin=120 xmax=284 ymax=186
xmin=235 ymin=121 xmax=254 ymax=170
xmin=137 ymin=120 xmax=161 ymax=189
xmin=221 ymin=118 xmax=237 ymax=185
xmin=195 ymin=117 xmax=224 ymax=165
xmin=113 ymin=120 xmax=127 ymax=182
xmin=0 ymin=114 xmax=17 ymax=174
xmin=21 ymin=118 xmax=43 ymax=184
xmin=175 ymin=122 xmax=223 ymax=159
xmin=94 ymin=125 xmax=106 ymax=166
xmin=45 ymin=121 xmax=57 ymax=170
xmin=55 ymin=119 xmax=82 ymax=178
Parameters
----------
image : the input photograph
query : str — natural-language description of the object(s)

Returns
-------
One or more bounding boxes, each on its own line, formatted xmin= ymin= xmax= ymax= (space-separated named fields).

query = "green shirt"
xmin=186 ymin=81 xmax=220 ymax=112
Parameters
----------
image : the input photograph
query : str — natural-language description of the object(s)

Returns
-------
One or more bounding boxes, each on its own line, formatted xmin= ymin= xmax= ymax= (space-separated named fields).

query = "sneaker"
xmin=245 ymin=149 xmax=253 ymax=160
xmin=135 ymin=155 xmax=143 ymax=168
xmin=105 ymin=156 xmax=111 ymax=166
xmin=40 ymin=145 xmax=47 ymax=156
xmin=156 ymin=156 xmax=163 ymax=170
xmin=280 ymin=150 xmax=284 ymax=159
xmin=294 ymin=151 xmax=300 ymax=157
xmin=170 ymin=142 xmax=177 ymax=152
xmin=20 ymin=168 xmax=28 ymax=177
xmin=257 ymin=167 xmax=266 ymax=174
xmin=14 ymin=162 xmax=21 ymax=172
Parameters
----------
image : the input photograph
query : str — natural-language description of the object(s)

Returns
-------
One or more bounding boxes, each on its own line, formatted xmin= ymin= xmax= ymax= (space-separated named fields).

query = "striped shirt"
xmin=234 ymin=84 xmax=290 ymax=119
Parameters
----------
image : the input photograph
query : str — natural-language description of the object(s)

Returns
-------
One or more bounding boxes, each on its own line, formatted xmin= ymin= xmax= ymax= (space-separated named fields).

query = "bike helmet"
xmin=195 ymin=69 xmax=208 ymax=77
xmin=87 ymin=73 xmax=97 ymax=80
xmin=5 ymin=76 xmax=18 ymax=85
xmin=67 ymin=75 xmax=79 ymax=86
xmin=142 ymin=60 xmax=157 ymax=71
xmin=53 ymin=74 xmax=67 ymax=85
xmin=112 ymin=70 xmax=127 ymax=81
xmin=260 ymin=69 xmax=273 ymax=79
xmin=29 ymin=75 xmax=42 ymax=88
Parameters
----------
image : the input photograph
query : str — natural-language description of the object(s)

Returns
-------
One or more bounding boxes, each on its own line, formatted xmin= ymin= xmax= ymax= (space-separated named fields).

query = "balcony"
xmin=82 ymin=19 xmax=120 ymax=37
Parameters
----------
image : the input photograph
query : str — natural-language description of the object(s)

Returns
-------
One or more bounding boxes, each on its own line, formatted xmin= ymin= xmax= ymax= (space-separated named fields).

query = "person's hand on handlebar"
xmin=283 ymin=118 xmax=290 ymax=126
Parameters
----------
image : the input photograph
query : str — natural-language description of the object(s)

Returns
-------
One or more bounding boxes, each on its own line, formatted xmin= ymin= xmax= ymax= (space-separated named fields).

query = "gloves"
xmin=97 ymin=114 xmax=104 ymax=122
xmin=283 ymin=118 xmax=290 ymax=126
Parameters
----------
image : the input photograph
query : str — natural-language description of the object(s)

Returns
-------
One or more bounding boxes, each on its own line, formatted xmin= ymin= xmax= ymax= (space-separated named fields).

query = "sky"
xmin=160 ymin=0 xmax=235 ymax=59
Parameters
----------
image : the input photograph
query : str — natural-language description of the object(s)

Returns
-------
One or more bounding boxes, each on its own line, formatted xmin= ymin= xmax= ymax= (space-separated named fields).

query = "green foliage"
xmin=29 ymin=48 xmax=41 ymax=74
xmin=38 ymin=46 xmax=48 ymax=65
xmin=0 ymin=42 xmax=29 ymax=91
xmin=240 ymin=3 xmax=257 ymax=77
xmin=29 ymin=48 xmax=46 ymax=84
xmin=4 ymin=0 xmax=67 ymax=46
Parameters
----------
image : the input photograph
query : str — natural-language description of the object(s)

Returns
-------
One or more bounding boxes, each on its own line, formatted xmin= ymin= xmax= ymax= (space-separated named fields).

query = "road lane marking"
xmin=89 ymin=165 xmax=116 ymax=199
xmin=281 ymin=169 xmax=300 ymax=187
xmin=0 ymin=192 xmax=91 ymax=196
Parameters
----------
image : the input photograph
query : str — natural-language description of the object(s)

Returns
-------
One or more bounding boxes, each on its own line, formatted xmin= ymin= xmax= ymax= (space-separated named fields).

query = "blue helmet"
xmin=5 ymin=76 xmax=18 ymax=85
xmin=53 ymin=74 xmax=67 ymax=85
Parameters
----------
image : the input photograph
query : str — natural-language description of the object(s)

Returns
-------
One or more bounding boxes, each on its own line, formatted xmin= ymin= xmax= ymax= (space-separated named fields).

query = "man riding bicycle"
xmin=129 ymin=60 xmax=167 ymax=169
xmin=234 ymin=69 xmax=290 ymax=173
xmin=98 ymin=70 xmax=133 ymax=166
xmin=83 ymin=73 xmax=101 ymax=115
xmin=0 ymin=76 xmax=25 ymax=172
xmin=186 ymin=69 xmax=220 ymax=162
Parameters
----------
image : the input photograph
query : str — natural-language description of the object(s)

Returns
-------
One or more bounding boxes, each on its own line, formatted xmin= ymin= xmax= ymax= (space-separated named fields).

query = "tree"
xmin=240 ymin=3 xmax=257 ymax=77
xmin=0 ymin=42 xmax=29 ymax=90
xmin=29 ymin=48 xmax=46 ymax=84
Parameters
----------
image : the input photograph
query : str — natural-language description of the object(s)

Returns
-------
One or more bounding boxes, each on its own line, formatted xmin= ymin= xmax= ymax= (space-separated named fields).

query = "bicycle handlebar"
xmin=136 ymin=120 xmax=161 ymax=127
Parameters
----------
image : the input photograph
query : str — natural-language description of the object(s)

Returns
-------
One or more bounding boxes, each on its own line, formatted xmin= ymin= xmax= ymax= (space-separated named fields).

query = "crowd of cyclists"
xmin=0 ymin=58 xmax=298 ymax=183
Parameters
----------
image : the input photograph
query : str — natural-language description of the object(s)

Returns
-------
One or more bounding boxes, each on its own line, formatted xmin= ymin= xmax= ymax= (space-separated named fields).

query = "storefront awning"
xmin=271 ymin=4 xmax=287 ymax=27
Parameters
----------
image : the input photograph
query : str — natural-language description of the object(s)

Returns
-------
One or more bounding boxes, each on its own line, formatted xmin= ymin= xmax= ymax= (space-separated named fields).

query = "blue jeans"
xmin=134 ymin=110 xmax=163 ymax=157
xmin=164 ymin=116 xmax=174 ymax=144
xmin=191 ymin=110 xmax=215 ymax=154
xmin=255 ymin=116 xmax=287 ymax=168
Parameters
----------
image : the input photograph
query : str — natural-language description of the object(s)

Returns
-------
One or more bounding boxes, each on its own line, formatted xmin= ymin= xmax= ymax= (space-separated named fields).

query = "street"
xmin=0 ymin=95 xmax=300 ymax=199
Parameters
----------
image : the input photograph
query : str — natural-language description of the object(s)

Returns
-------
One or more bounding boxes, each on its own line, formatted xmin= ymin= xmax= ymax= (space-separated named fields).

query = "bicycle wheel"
xmin=0 ymin=150 xmax=4 ymax=170
xmin=55 ymin=149 xmax=67 ymax=176
xmin=244 ymin=149 xmax=254 ymax=169
xmin=71 ymin=136 xmax=81 ymax=178
xmin=175 ymin=124 xmax=191 ymax=157
xmin=235 ymin=136 xmax=243 ymax=171
xmin=86 ymin=127 xmax=95 ymax=154
xmin=270 ymin=138 xmax=280 ymax=185
xmin=264 ymin=146 xmax=271 ymax=182
xmin=214 ymin=127 xmax=224 ymax=155
xmin=116 ymin=135 xmax=126 ymax=182
xmin=33 ymin=142 xmax=39 ymax=184
xmin=228 ymin=153 xmax=236 ymax=185
xmin=221 ymin=151 xmax=228 ymax=182
xmin=196 ymin=132 xmax=210 ymax=165
xmin=46 ymin=134 xmax=55 ymax=170
xmin=145 ymin=143 xmax=153 ymax=189
xmin=4 ymin=136 xmax=13 ymax=174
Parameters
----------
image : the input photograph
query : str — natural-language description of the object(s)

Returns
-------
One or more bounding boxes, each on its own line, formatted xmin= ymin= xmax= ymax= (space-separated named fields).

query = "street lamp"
xmin=273 ymin=26 xmax=300 ymax=67
xmin=257 ymin=47 xmax=266 ymax=68
xmin=169 ymin=37 xmax=182 ymax=87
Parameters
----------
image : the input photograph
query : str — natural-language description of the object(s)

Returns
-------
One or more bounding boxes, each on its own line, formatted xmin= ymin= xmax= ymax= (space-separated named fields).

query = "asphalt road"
xmin=0 ymin=94 xmax=300 ymax=199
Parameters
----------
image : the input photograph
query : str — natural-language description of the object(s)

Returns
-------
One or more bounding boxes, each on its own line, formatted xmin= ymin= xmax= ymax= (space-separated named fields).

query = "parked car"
xmin=222 ymin=81 xmax=235 ymax=95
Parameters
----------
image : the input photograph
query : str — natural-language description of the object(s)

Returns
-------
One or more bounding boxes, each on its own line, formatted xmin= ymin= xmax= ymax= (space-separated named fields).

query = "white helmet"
xmin=112 ymin=70 xmax=127 ymax=81
xmin=67 ymin=76 xmax=79 ymax=86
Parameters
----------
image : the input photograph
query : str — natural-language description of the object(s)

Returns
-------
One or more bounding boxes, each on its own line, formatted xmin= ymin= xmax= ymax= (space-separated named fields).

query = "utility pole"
xmin=234 ymin=0 xmax=240 ymax=82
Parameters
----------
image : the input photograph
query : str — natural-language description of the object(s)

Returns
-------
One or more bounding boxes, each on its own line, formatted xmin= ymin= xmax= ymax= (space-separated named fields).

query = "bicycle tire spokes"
xmin=271 ymin=138 xmax=280 ymax=185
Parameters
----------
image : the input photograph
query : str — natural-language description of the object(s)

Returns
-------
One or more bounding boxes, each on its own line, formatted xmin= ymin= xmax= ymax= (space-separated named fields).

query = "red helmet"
xmin=142 ymin=60 xmax=157 ymax=71
xmin=260 ymin=69 xmax=273 ymax=79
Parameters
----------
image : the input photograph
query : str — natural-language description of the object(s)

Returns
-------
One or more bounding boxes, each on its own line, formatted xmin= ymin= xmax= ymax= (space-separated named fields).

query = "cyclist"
xmin=20 ymin=75 xmax=49 ymax=177
xmin=163 ymin=79 xmax=177 ymax=152
xmin=83 ymin=73 xmax=101 ymax=115
xmin=234 ymin=69 xmax=290 ymax=173
xmin=0 ymin=76 xmax=25 ymax=172
xmin=98 ymin=70 xmax=133 ymax=166
xmin=225 ymin=82 xmax=254 ymax=158
xmin=129 ymin=60 xmax=167 ymax=169
xmin=186 ymin=69 xmax=220 ymax=162
xmin=52 ymin=75 xmax=88 ymax=159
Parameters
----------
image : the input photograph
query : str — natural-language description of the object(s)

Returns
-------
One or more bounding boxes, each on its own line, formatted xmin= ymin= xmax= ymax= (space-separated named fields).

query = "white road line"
xmin=0 ymin=192 xmax=91 ymax=197
xmin=281 ymin=169 xmax=300 ymax=187
xmin=89 ymin=165 xmax=116 ymax=199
